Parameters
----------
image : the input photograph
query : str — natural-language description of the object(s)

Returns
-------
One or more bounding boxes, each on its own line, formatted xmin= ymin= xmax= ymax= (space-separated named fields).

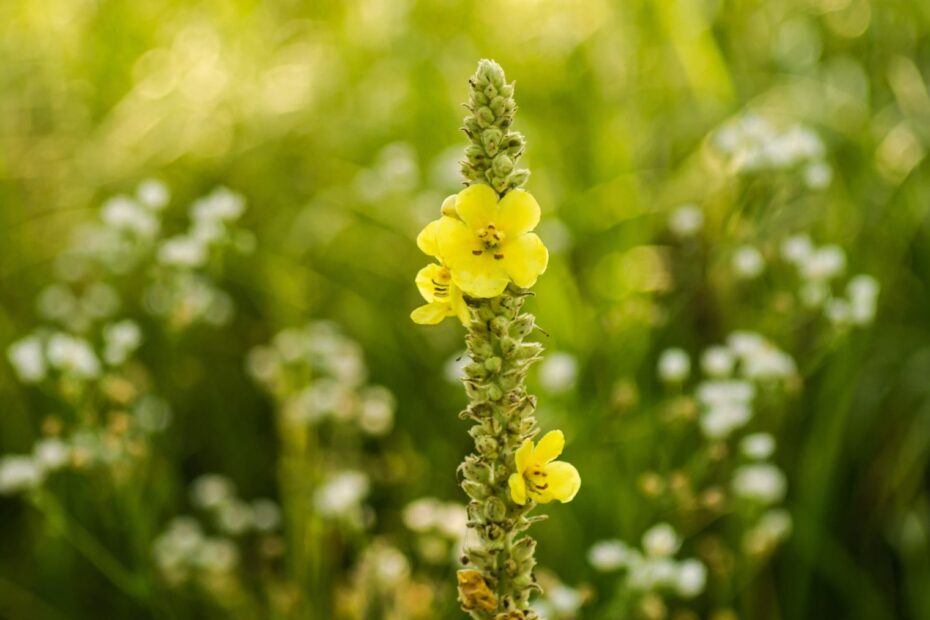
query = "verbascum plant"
xmin=412 ymin=59 xmax=580 ymax=620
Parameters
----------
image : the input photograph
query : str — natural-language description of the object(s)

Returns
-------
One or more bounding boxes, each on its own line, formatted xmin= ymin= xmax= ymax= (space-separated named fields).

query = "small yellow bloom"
xmin=508 ymin=430 xmax=580 ymax=505
xmin=410 ymin=263 xmax=471 ymax=326
xmin=423 ymin=184 xmax=548 ymax=298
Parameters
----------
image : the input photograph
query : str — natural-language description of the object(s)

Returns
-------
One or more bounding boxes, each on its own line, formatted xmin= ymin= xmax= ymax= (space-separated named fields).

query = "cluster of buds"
xmin=457 ymin=290 xmax=545 ymax=619
xmin=461 ymin=60 xmax=531 ymax=195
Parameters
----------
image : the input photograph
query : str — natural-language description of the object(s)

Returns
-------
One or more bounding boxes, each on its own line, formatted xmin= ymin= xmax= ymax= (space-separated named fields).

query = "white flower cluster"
xmin=7 ymin=320 xmax=143 ymax=385
xmin=588 ymin=523 xmax=707 ymax=600
xmin=531 ymin=574 xmax=587 ymax=619
xmin=732 ymin=432 xmax=787 ymax=505
xmin=712 ymin=113 xmax=831 ymax=188
xmin=248 ymin=322 xmax=395 ymax=435
xmin=0 ymin=396 xmax=172 ymax=496
xmin=781 ymin=234 xmax=879 ymax=326
xmin=658 ymin=333 xmax=796 ymax=440
xmin=402 ymin=497 xmax=468 ymax=564
xmin=62 ymin=181 xmax=248 ymax=331
xmin=154 ymin=474 xmax=282 ymax=586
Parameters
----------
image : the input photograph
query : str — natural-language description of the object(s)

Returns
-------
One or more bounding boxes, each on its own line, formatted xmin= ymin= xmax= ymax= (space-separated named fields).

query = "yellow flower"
xmin=410 ymin=263 xmax=471 ymax=326
xmin=508 ymin=430 xmax=580 ymax=505
xmin=422 ymin=184 xmax=548 ymax=298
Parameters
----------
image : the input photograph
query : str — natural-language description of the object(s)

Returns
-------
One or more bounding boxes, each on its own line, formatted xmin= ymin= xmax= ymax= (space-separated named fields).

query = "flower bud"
xmin=481 ymin=127 xmax=503 ymax=156
xmin=485 ymin=496 xmax=507 ymax=522
xmin=476 ymin=107 xmax=495 ymax=128
xmin=476 ymin=435 xmax=498 ymax=456
xmin=493 ymin=154 xmax=514 ymax=176
xmin=485 ymin=357 xmax=502 ymax=372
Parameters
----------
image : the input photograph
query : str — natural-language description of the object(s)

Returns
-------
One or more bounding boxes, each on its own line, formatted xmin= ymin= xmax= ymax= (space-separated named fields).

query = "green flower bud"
xmin=493 ymin=154 xmax=514 ymax=176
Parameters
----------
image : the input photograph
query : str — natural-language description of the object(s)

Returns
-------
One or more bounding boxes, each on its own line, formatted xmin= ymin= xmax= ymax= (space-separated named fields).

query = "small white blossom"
xmin=781 ymin=234 xmax=813 ymax=265
xmin=137 ymin=179 xmax=170 ymax=210
xmin=251 ymin=499 xmax=282 ymax=532
xmin=588 ymin=539 xmax=632 ymax=572
xmin=658 ymin=348 xmax=690 ymax=383
xmin=357 ymin=386 xmax=395 ymax=436
xmin=733 ymin=463 xmax=787 ymax=504
xmin=158 ymin=236 xmax=207 ymax=268
xmin=643 ymin=523 xmax=681 ymax=557
xmin=675 ymin=559 xmax=707 ymax=598
xmin=33 ymin=438 xmax=70 ymax=471
xmin=741 ymin=433 xmax=776 ymax=460
xmin=190 ymin=474 xmax=235 ymax=510
xmin=103 ymin=320 xmax=143 ymax=365
xmin=701 ymin=346 xmax=735 ymax=378
xmin=7 ymin=336 xmax=47 ymax=383
xmin=0 ymin=456 xmax=44 ymax=494
xmin=102 ymin=196 xmax=160 ymax=238
xmin=46 ymin=333 xmax=101 ymax=379
xmin=732 ymin=245 xmax=765 ymax=279
xmin=539 ymin=351 xmax=578 ymax=394
xmin=669 ymin=204 xmax=704 ymax=237
xmin=314 ymin=471 xmax=369 ymax=518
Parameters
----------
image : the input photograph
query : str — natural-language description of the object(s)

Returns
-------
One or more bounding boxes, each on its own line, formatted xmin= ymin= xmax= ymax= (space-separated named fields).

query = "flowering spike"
xmin=460 ymin=59 xmax=531 ymax=195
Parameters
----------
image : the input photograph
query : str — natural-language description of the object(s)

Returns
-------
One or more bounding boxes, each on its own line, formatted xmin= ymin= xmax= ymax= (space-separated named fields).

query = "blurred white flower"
xmin=732 ymin=245 xmax=765 ymax=279
xmin=444 ymin=351 xmax=469 ymax=384
xmin=0 ymin=456 xmax=44 ymax=494
xmin=191 ymin=187 xmax=246 ymax=224
xmin=190 ymin=474 xmax=235 ymax=510
xmin=803 ymin=161 xmax=833 ymax=189
xmin=701 ymin=345 xmax=735 ymax=378
xmin=740 ymin=433 xmax=776 ymax=460
xmin=733 ymin=463 xmax=787 ymax=504
xmin=33 ymin=438 xmax=70 ymax=471
xmin=46 ymin=333 xmax=100 ymax=379
xmin=675 ymin=559 xmax=707 ymax=598
xmin=137 ymin=179 xmax=171 ymax=210
xmin=251 ymin=499 xmax=282 ymax=532
xmin=697 ymin=379 xmax=755 ymax=439
xmin=643 ymin=523 xmax=681 ymax=557
xmin=103 ymin=319 xmax=143 ymax=365
xmin=825 ymin=298 xmax=852 ymax=326
xmin=801 ymin=245 xmax=846 ymax=281
xmin=403 ymin=498 xmax=441 ymax=532
xmin=435 ymin=503 xmax=468 ymax=540
xmin=357 ymin=386 xmax=395 ymax=435
xmin=216 ymin=499 xmax=254 ymax=536
xmin=314 ymin=470 xmax=369 ymax=517
xmin=102 ymin=196 xmax=160 ymax=239
xmin=800 ymin=281 xmax=829 ymax=308
xmin=158 ymin=236 xmax=208 ymax=268
xmin=7 ymin=336 xmax=47 ymax=383
xmin=539 ymin=351 xmax=578 ymax=394
xmin=848 ymin=274 xmax=880 ymax=325
xmin=547 ymin=583 xmax=584 ymax=614
xmin=588 ymin=539 xmax=631 ymax=572
xmin=658 ymin=348 xmax=690 ymax=383
xmin=669 ymin=204 xmax=704 ymax=237
xmin=781 ymin=234 xmax=813 ymax=265
xmin=196 ymin=538 xmax=240 ymax=573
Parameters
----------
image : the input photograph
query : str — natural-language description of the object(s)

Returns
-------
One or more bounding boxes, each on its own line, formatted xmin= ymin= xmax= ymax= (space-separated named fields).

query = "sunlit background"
xmin=2 ymin=0 xmax=929 ymax=618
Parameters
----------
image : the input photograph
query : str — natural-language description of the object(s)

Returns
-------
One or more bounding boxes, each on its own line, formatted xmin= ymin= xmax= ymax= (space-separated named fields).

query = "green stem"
xmin=32 ymin=490 xmax=149 ymax=602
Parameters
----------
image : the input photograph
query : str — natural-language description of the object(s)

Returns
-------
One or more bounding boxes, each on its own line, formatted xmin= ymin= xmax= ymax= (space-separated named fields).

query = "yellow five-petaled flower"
xmin=418 ymin=184 xmax=549 ymax=299
xmin=410 ymin=263 xmax=470 ymax=326
xmin=508 ymin=430 xmax=581 ymax=505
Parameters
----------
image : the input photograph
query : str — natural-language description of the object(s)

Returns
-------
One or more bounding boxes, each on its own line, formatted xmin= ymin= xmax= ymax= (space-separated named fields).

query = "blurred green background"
xmin=2 ymin=0 xmax=930 ymax=619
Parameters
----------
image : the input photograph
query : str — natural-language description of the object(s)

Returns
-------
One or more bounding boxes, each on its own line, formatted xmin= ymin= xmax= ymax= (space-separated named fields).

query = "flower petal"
xmin=414 ymin=263 xmax=449 ymax=303
xmin=543 ymin=461 xmax=581 ymax=503
xmin=441 ymin=194 xmax=458 ymax=217
xmin=497 ymin=189 xmax=540 ymax=237
xmin=455 ymin=184 xmax=499 ymax=229
xmin=508 ymin=473 xmax=528 ymax=505
xmin=514 ymin=439 xmax=534 ymax=474
xmin=500 ymin=233 xmax=548 ymax=289
xmin=410 ymin=303 xmax=450 ymax=325
xmin=451 ymin=290 xmax=471 ymax=326
xmin=437 ymin=216 xmax=481 ymax=264
xmin=532 ymin=430 xmax=565 ymax=465
xmin=416 ymin=219 xmax=443 ymax=257
xmin=449 ymin=258 xmax=509 ymax=298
